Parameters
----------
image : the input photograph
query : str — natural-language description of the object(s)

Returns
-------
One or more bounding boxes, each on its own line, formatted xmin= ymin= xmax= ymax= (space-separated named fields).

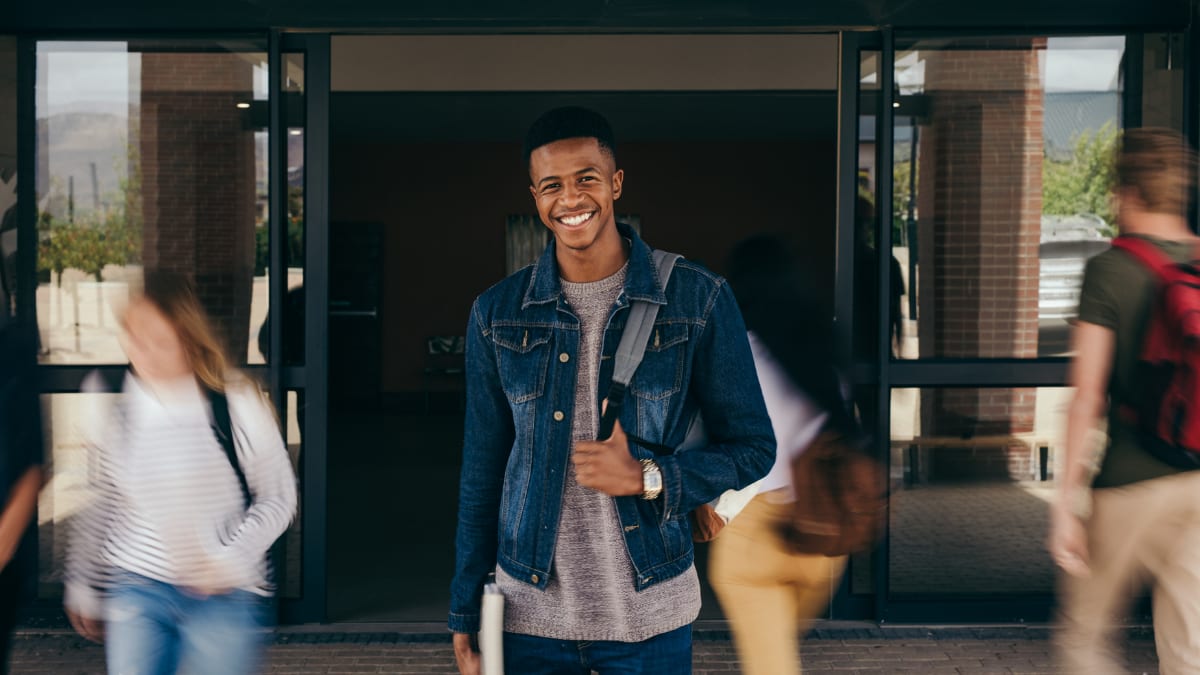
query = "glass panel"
xmin=895 ymin=37 xmax=1125 ymax=359
xmin=253 ymin=53 xmax=305 ymax=367
xmin=35 ymin=41 xmax=269 ymax=365
xmin=851 ymin=51 xmax=881 ymax=597
xmin=888 ymin=386 xmax=1071 ymax=596
xmin=1 ymin=36 xmax=16 ymax=314
xmin=38 ymin=392 xmax=120 ymax=598
xmin=39 ymin=385 xmax=299 ymax=599
xmin=855 ymin=50 xmax=889 ymax=365
xmin=1142 ymin=34 xmax=1185 ymax=131
xmin=284 ymin=54 xmax=305 ymax=366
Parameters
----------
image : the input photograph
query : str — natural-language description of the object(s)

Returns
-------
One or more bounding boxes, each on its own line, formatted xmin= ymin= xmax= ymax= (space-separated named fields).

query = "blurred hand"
xmin=1048 ymin=503 xmax=1091 ymax=578
xmin=67 ymin=609 xmax=104 ymax=643
xmin=453 ymin=632 xmax=481 ymax=675
xmin=573 ymin=411 xmax=642 ymax=497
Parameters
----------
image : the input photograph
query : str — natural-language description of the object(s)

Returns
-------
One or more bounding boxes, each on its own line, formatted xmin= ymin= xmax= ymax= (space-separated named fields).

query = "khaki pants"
xmin=1058 ymin=470 xmax=1200 ymax=675
xmin=709 ymin=491 xmax=846 ymax=675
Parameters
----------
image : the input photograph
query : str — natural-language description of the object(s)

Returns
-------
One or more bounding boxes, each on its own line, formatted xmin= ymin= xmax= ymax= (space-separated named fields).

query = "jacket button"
xmin=559 ymin=352 xmax=569 ymax=363
xmin=531 ymin=574 xmax=540 ymax=583
xmin=553 ymin=411 xmax=564 ymax=421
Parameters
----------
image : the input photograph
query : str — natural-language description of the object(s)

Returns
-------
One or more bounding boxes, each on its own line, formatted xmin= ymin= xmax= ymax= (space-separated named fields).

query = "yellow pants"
xmin=708 ymin=490 xmax=846 ymax=675
xmin=1057 ymin=471 xmax=1200 ymax=675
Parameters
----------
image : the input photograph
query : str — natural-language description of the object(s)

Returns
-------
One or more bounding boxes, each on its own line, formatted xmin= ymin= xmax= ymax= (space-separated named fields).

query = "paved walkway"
xmin=9 ymin=626 xmax=1160 ymax=674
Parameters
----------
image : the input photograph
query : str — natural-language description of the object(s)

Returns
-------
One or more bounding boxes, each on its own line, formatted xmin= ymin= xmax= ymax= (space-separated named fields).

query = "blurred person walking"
xmin=709 ymin=236 xmax=859 ymax=675
xmin=1050 ymin=128 xmax=1200 ymax=674
xmin=0 ymin=290 xmax=44 ymax=675
xmin=64 ymin=270 xmax=297 ymax=675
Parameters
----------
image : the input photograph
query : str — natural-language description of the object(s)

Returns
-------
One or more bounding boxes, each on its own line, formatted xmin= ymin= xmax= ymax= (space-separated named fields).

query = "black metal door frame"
xmin=12 ymin=31 xmax=331 ymax=625
xmin=11 ymin=19 xmax=1191 ymax=627
xmin=842 ymin=26 xmax=1176 ymax=624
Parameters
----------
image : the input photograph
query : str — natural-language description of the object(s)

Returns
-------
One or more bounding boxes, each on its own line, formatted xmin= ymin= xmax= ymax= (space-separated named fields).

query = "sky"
xmin=38 ymin=41 xmax=269 ymax=118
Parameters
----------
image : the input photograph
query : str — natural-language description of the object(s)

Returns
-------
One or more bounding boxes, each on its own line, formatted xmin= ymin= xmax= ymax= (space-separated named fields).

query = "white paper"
xmin=480 ymin=583 xmax=505 ymax=675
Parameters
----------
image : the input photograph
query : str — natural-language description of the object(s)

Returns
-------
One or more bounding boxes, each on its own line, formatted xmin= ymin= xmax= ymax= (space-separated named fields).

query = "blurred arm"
xmin=0 ymin=465 xmax=42 ymax=569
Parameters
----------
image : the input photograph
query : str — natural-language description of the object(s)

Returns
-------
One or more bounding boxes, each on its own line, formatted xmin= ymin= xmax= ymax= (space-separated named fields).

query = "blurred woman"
xmin=65 ymin=270 xmax=297 ymax=675
xmin=709 ymin=236 xmax=853 ymax=675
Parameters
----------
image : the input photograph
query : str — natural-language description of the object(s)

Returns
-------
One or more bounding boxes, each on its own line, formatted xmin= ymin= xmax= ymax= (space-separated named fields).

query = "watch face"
xmin=644 ymin=469 xmax=663 ymax=492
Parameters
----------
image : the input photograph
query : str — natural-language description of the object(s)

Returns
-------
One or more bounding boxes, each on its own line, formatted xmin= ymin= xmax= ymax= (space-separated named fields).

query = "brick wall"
xmin=138 ymin=53 xmax=258 ymax=359
xmin=916 ymin=42 xmax=1044 ymax=471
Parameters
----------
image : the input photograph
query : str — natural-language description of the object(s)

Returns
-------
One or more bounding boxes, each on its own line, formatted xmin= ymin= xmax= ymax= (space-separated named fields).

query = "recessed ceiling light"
xmin=892 ymin=101 xmax=901 ymax=108
xmin=236 ymin=102 xmax=251 ymax=109
xmin=289 ymin=129 xmax=303 ymax=136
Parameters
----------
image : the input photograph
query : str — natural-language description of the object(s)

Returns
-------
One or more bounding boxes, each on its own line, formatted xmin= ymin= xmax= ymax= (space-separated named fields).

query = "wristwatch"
xmin=640 ymin=459 xmax=663 ymax=500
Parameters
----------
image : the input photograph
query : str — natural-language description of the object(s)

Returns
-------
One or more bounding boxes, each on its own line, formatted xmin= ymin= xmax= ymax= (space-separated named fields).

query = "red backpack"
xmin=1111 ymin=235 xmax=1200 ymax=469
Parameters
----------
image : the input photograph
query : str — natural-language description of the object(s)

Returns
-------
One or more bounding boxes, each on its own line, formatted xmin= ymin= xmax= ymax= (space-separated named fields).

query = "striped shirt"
xmin=64 ymin=372 xmax=297 ymax=619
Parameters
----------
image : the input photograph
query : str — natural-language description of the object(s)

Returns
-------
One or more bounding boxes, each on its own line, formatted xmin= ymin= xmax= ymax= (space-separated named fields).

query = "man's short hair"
xmin=523 ymin=106 xmax=617 ymax=170
xmin=1117 ymin=127 xmax=1197 ymax=218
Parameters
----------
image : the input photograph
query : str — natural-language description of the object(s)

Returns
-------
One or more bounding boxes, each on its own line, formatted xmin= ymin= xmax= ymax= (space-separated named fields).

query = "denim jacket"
xmin=448 ymin=224 xmax=776 ymax=633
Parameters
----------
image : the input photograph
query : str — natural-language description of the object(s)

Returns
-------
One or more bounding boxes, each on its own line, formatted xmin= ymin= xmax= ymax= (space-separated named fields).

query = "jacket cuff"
xmin=449 ymin=611 xmax=481 ymax=634
xmin=655 ymin=455 xmax=684 ymax=523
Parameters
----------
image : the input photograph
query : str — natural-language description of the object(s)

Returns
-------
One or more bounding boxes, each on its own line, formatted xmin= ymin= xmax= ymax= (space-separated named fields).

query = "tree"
xmin=37 ymin=136 xmax=143 ymax=283
xmin=1043 ymin=122 xmax=1119 ymax=236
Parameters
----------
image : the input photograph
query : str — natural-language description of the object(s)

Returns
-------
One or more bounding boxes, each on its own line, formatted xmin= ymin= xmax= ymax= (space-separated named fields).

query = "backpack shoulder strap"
xmin=597 ymin=250 xmax=681 ymax=439
xmin=206 ymin=387 xmax=251 ymax=509
xmin=1112 ymin=235 xmax=1180 ymax=280
xmin=611 ymin=250 xmax=681 ymax=386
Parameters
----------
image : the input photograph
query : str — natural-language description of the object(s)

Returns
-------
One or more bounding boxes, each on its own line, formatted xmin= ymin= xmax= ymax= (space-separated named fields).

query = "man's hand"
xmin=67 ymin=609 xmax=104 ymax=643
xmin=573 ymin=412 xmax=643 ymax=497
xmin=1048 ymin=502 xmax=1091 ymax=578
xmin=453 ymin=632 xmax=482 ymax=675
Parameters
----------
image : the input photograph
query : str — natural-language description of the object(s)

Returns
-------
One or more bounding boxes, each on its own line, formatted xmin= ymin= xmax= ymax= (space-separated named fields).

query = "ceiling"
xmin=4 ymin=0 xmax=1190 ymax=32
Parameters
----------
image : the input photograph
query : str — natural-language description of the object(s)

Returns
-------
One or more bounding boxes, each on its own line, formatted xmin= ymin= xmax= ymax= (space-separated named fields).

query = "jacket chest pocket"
xmin=492 ymin=326 xmax=553 ymax=404
xmin=629 ymin=322 xmax=688 ymax=401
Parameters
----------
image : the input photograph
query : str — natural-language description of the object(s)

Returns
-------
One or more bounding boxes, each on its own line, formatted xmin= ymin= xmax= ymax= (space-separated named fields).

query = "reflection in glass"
xmin=39 ymin=387 xmax=302 ymax=600
xmin=854 ymin=50 xmax=884 ymax=366
xmin=888 ymin=386 xmax=1073 ymax=596
xmin=252 ymin=53 xmax=306 ymax=366
xmin=1142 ymin=34 xmax=1185 ymax=131
xmin=38 ymin=393 xmax=120 ymax=598
xmin=892 ymin=37 xmax=1128 ymax=360
xmin=35 ymin=41 xmax=269 ymax=365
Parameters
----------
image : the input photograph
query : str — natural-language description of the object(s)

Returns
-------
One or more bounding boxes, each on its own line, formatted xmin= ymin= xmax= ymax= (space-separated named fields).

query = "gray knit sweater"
xmin=496 ymin=262 xmax=701 ymax=641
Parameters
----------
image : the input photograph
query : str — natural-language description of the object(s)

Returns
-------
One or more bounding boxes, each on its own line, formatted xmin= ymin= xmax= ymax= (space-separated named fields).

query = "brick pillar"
xmin=915 ymin=41 xmax=1044 ymax=478
xmin=138 ymin=53 xmax=257 ymax=359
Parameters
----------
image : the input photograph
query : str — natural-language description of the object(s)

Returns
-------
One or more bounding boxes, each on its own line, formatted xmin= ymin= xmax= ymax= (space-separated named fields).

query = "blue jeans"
xmin=104 ymin=572 xmax=270 ymax=675
xmin=503 ymin=625 xmax=692 ymax=674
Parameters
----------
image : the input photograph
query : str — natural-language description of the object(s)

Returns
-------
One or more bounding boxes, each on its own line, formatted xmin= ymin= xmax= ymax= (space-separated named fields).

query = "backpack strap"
xmin=1112 ymin=235 xmax=1185 ymax=280
xmin=597 ymin=250 xmax=681 ymax=440
xmin=206 ymin=387 xmax=251 ymax=510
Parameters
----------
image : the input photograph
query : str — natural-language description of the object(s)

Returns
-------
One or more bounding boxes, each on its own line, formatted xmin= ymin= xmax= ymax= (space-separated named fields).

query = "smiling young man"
xmin=449 ymin=107 xmax=776 ymax=674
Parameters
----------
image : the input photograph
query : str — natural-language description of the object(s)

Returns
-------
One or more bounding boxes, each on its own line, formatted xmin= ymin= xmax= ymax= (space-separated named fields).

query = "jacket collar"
xmin=522 ymin=222 xmax=668 ymax=309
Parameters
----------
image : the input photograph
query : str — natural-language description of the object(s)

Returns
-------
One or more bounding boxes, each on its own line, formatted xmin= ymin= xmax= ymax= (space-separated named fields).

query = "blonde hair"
xmin=1117 ymin=127 xmax=1197 ymax=218
xmin=131 ymin=270 xmax=231 ymax=392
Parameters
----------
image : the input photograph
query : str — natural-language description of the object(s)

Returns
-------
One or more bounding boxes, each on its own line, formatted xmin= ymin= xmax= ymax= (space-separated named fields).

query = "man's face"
xmin=528 ymin=137 xmax=624 ymax=253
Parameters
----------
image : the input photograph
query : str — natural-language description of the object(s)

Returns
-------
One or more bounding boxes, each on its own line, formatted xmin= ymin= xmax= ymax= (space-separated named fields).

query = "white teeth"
xmin=560 ymin=213 xmax=592 ymax=226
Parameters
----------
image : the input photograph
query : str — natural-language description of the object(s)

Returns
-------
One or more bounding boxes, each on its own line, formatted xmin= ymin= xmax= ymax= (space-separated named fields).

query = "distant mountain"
xmin=38 ymin=111 xmax=132 ymax=219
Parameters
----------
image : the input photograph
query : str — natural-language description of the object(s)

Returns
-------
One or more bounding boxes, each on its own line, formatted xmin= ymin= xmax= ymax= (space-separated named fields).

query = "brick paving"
xmin=8 ymin=626 xmax=1160 ymax=674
